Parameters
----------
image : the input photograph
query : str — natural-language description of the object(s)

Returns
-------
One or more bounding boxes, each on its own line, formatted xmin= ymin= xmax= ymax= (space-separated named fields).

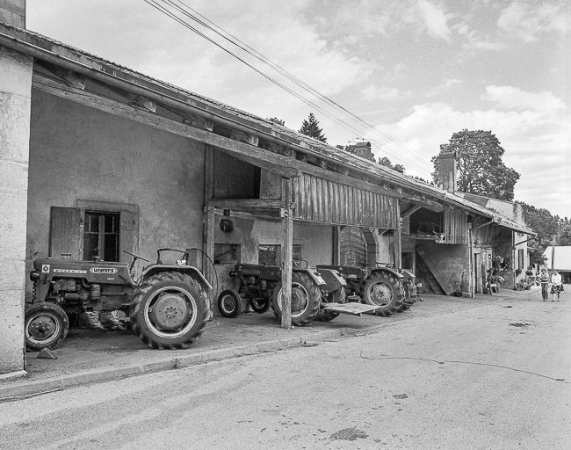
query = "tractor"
xmin=26 ymin=248 xmax=211 ymax=351
xmin=316 ymin=264 xmax=419 ymax=316
xmin=217 ymin=261 xmax=375 ymax=326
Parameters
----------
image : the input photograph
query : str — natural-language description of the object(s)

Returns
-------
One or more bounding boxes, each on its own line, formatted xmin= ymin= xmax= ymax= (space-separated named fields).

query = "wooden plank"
xmin=416 ymin=248 xmax=455 ymax=295
xmin=321 ymin=302 xmax=379 ymax=315
xmin=207 ymin=198 xmax=282 ymax=211
xmin=340 ymin=184 xmax=346 ymax=224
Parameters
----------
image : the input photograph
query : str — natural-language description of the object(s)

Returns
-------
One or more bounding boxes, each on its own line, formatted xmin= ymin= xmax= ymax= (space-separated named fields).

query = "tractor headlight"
xmin=30 ymin=271 xmax=40 ymax=281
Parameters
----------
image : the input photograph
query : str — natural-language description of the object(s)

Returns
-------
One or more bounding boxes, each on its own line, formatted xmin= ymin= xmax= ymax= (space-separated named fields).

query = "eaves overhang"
xmin=0 ymin=22 xmax=431 ymax=199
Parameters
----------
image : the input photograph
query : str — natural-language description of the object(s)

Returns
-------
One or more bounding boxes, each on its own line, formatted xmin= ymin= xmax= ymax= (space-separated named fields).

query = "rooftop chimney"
xmin=345 ymin=141 xmax=374 ymax=160
xmin=0 ymin=0 xmax=25 ymax=27
xmin=436 ymin=151 xmax=457 ymax=192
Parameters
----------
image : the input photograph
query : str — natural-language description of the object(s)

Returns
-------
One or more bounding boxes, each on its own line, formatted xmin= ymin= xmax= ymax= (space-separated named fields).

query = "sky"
xmin=26 ymin=0 xmax=570 ymax=218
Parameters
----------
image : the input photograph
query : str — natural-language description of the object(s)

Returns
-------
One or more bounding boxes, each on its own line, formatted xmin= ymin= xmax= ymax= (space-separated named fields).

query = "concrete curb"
xmin=0 ymin=326 xmax=355 ymax=402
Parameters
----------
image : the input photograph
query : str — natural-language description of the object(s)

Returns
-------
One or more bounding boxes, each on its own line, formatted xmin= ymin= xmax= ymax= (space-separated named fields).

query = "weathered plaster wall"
xmin=0 ymin=45 xmax=32 ymax=375
xmin=26 ymin=90 xmax=205 ymax=289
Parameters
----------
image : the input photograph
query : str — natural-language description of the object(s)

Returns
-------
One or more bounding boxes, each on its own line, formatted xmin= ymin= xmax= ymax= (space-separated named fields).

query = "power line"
xmin=143 ymin=0 xmax=433 ymax=174
xmin=143 ymin=0 xmax=390 ymax=150
xmin=164 ymin=0 xmax=430 ymax=166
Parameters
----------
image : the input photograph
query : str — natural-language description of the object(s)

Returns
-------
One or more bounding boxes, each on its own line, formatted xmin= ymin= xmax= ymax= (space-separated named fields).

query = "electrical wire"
xmin=142 ymin=0 xmax=432 ymax=174
xmin=164 ymin=0 xmax=431 ymax=168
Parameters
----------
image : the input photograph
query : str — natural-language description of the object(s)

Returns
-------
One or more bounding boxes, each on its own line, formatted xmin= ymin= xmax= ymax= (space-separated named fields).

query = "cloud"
xmin=361 ymin=85 xmax=413 ymax=101
xmin=484 ymin=85 xmax=567 ymax=113
xmin=426 ymin=78 xmax=463 ymax=97
xmin=369 ymin=99 xmax=571 ymax=217
xmin=415 ymin=0 xmax=453 ymax=41
xmin=498 ymin=1 xmax=571 ymax=42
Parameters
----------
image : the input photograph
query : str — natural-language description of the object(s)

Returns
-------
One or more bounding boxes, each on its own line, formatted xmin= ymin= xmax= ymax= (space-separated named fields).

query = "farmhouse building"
xmin=0 ymin=0 xmax=533 ymax=377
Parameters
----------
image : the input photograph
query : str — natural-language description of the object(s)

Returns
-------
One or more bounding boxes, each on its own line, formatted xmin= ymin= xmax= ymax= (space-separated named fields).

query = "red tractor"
xmin=26 ymin=249 xmax=211 ymax=351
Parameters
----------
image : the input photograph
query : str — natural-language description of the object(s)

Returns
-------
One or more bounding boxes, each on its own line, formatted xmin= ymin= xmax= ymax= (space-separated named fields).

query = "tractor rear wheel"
xmin=316 ymin=286 xmax=347 ymax=322
xmin=217 ymin=289 xmax=241 ymax=318
xmin=25 ymin=302 xmax=69 ymax=351
xmin=360 ymin=271 xmax=404 ymax=317
xmin=271 ymin=271 xmax=321 ymax=326
xmin=130 ymin=272 xmax=208 ymax=349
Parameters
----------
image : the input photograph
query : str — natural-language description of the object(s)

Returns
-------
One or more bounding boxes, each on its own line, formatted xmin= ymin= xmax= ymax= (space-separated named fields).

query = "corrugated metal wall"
xmin=291 ymin=173 xmax=398 ymax=228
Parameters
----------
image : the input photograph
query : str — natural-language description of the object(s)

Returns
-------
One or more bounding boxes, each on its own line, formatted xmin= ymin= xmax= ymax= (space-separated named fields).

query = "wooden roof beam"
xmin=33 ymin=74 xmax=300 ymax=179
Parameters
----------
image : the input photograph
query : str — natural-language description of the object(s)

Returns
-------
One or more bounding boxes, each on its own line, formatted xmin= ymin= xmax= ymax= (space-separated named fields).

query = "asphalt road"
xmin=1 ymin=294 xmax=570 ymax=449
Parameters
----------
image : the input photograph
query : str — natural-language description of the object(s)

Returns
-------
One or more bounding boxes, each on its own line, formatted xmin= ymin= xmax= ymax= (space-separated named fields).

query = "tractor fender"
xmin=292 ymin=268 xmax=327 ymax=287
xmin=368 ymin=267 xmax=404 ymax=281
xmin=141 ymin=265 xmax=212 ymax=292
xmin=316 ymin=268 xmax=347 ymax=293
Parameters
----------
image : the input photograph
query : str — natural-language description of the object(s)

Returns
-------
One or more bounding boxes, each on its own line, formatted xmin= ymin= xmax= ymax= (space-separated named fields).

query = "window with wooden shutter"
xmin=49 ymin=201 xmax=138 ymax=262
xmin=49 ymin=207 xmax=82 ymax=259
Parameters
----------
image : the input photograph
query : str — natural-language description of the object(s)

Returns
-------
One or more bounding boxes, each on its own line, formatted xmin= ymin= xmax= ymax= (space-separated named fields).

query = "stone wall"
xmin=0 ymin=44 xmax=32 ymax=375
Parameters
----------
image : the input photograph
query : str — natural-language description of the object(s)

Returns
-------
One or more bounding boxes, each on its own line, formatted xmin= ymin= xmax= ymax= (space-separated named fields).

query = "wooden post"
xmin=394 ymin=203 xmax=402 ymax=269
xmin=203 ymin=206 xmax=216 ymax=314
xmin=333 ymin=226 xmax=340 ymax=265
xmin=280 ymin=178 xmax=293 ymax=329
xmin=203 ymin=145 xmax=216 ymax=314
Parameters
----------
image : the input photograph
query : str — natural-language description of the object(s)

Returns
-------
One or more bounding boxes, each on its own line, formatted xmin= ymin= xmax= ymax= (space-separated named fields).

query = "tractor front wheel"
xmin=250 ymin=298 xmax=271 ymax=314
xmin=130 ymin=272 xmax=208 ymax=349
xmin=25 ymin=302 xmax=69 ymax=351
xmin=271 ymin=271 xmax=321 ymax=326
xmin=217 ymin=289 xmax=241 ymax=318
xmin=360 ymin=271 xmax=404 ymax=317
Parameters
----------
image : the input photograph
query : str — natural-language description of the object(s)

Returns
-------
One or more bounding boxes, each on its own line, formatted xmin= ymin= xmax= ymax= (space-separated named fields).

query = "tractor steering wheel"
xmin=123 ymin=250 xmax=151 ymax=263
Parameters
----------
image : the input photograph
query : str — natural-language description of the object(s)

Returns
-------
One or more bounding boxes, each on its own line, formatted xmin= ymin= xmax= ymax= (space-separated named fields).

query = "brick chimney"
xmin=345 ymin=141 xmax=374 ymax=160
xmin=436 ymin=151 xmax=457 ymax=192
xmin=0 ymin=0 xmax=25 ymax=27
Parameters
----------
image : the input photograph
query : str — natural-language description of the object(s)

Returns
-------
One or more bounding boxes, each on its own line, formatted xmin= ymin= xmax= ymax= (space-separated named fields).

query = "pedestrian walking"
xmin=550 ymin=270 xmax=563 ymax=302
xmin=540 ymin=268 xmax=549 ymax=301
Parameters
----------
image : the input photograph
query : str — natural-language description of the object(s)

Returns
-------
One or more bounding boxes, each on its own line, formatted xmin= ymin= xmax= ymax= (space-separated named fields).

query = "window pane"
xmin=84 ymin=234 xmax=99 ymax=260
xmin=85 ymin=212 xmax=99 ymax=233
xmin=104 ymin=234 xmax=119 ymax=261
xmin=105 ymin=214 xmax=118 ymax=233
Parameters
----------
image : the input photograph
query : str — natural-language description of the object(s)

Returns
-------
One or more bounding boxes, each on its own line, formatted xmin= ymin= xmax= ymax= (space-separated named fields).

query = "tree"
xmin=431 ymin=130 xmax=520 ymax=201
xmin=518 ymin=202 xmax=564 ymax=265
xmin=267 ymin=117 xmax=285 ymax=126
xmin=299 ymin=113 xmax=327 ymax=143
xmin=555 ymin=224 xmax=571 ymax=245
xmin=378 ymin=156 xmax=405 ymax=173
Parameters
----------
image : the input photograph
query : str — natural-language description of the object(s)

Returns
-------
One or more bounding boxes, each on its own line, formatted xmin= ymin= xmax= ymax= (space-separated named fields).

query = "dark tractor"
xmin=218 ymin=262 xmax=333 ymax=327
xmin=217 ymin=262 xmax=370 ymax=325
xmin=26 ymin=249 xmax=211 ymax=351
xmin=316 ymin=264 xmax=416 ymax=316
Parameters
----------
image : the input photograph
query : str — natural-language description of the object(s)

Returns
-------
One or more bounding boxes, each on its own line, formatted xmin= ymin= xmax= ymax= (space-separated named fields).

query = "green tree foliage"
xmin=299 ymin=113 xmax=327 ymax=143
xmin=432 ymin=130 xmax=520 ymax=201
xmin=518 ymin=202 xmax=566 ymax=264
